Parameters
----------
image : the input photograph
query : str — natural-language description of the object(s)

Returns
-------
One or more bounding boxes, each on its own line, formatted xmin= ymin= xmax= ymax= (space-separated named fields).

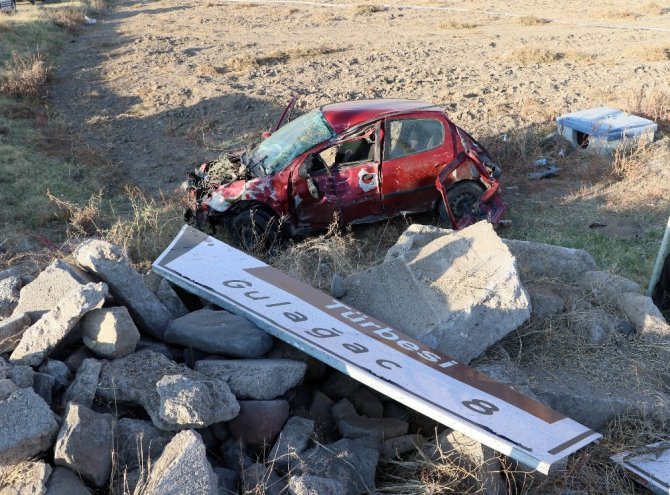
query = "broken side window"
xmin=385 ymin=118 xmax=444 ymax=160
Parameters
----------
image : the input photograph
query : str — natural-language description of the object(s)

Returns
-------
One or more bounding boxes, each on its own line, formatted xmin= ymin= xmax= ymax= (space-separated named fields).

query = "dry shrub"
xmin=600 ymin=9 xmax=637 ymax=19
xmin=196 ymin=64 xmax=225 ymax=77
xmin=272 ymin=219 xmax=408 ymax=290
xmin=0 ymin=50 xmax=50 ymax=98
xmin=622 ymin=85 xmax=670 ymax=125
xmin=354 ymin=4 xmax=386 ymax=15
xmin=610 ymin=141 xmax=654 ymax=181
xmin=626 ymin=45 xmax=670 ymax=62
xmin=87 ymin=0 xmax=107 ymax=15
xmin=506 ymin=47 xmax=562 ymax=65
xmin=439 ymin=20 xmax=479 ymax=29
xmin=48 ymin=189 xmax=105 ymax=237
xmin=49 ymin=6 xmax=86 ymax=32
xmin=641 ymin=2 xmax=667 ymax=15
xmin=104 ymin=187 xmax=185 ymax=268
xmin=516 ymin=15 xmax=550 ymax=25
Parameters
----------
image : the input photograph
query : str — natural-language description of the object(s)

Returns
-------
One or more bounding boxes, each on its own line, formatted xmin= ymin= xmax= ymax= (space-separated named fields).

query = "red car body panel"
xmin=187 ymin=99 xmax=507 ymax=236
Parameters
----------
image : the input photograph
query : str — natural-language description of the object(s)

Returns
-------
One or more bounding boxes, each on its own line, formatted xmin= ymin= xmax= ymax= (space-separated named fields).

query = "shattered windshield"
xmin=249 ymin=109 xmax=335 ymax=175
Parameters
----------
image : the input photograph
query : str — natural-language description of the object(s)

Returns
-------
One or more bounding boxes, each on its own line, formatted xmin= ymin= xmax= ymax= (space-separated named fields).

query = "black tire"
xmin=230 ymin=208 xmax=280 ymax=253
xmin=438 ymin=181 xmax=486 ymax=225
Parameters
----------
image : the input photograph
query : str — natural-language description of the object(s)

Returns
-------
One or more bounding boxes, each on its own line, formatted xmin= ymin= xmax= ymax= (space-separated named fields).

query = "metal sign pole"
xmin=648 ymin=213 xmax=670 ymax=298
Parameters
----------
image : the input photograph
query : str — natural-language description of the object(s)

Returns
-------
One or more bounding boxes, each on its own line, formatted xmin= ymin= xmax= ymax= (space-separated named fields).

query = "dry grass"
xmin=439 ymin=20 xmax=480 ymax=29
xmin=225 ymin=46 xmax=339 ymax=72
xmin=626 ymin=45 xmax=670 ymax=62
xmin=621 ymin=85 xmax=670 ymax=126
xmin=0 ymin=50 xmax=50 ymax=98
xmin=48 ymin=6 xmax=86 ymax=32
xmin=505 ymin=47 xmax=592 ymax=65
xmin=641 ymin=2 xmax=668 ymax=15
xmin=610 ymin=141 xmax=655 ymax=181
xmin=516 ymin=15 xmax=551 ymax=25
xmin=354 ymin=4 xmax=386 ymax=15
xmin=599 ymin=9 xmax=637 ymax=19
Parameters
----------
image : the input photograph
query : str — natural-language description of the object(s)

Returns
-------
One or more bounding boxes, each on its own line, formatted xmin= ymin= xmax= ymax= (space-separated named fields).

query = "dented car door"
xmin=290 ymin=154 xmax=341 ymax=231
xmin=381 ymin=114 xmax=456 ymax=215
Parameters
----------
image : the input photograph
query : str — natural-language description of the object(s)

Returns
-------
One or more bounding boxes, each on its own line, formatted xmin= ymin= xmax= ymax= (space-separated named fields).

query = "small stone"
xmin=81 ymin=307 xmax=140 ymax=359
xmin=38 ymin=359 xmax=71 ymax=389
xmin=0 ymin=312 xmax=31 ymax=352
xmin=195 ymin=359 xmax=306 ymax=400
xmin=33 ymin=372 xmax=56 ymax=405
xmin=214 ymin=467 xmax=238 ymax=494
xmin=63 ymin=358 xmax=102 ymax=408
xmin=0 ymin=378 xmax=19 ymax=400
xmin=331 ymin=398 xmax=358 ymax=421
xmin=10 ymin=282 xmax=108 ymax=367
xmin=54 ymin=402 xmax=113 ymax=487
xmin=62 ymin=347 xmax=94 ymax=372
xmin=163 ymin=309 xmax=273 ymax=358
xmin=0 ymin=460 xmax=52 ymax=495
xmin=7 ymin=364 xmax=34 ymax=388
xmin=157 ymin=279 xmax=189 ymax=318
xmin=75 ymin=240 xmax=173 ymax=339
xmin=0 ymin=388 xmax=59 ymax=464
xmin=268 ymin=416 xmax=315 ymax=472
xmin=320 ymin=372 xmax=360 ymax=400
xmin=142 ymin=430 xmax=218 ymax=495
xmin=115 ymin=418 xmax=173 ymax=471
xmin=242 ymin=463 xmax=284 ymax=495
xmin=0 ymin=275 xmax=22 ymax=319
xmin=308 ymin=391 xmax=336 ymax=441
xmin=382 ymin=434 xmax=425 ymax=458
xmin=618 ymin=292 xmax=670 ymax=336
xmin=350 ymin=387 xmax=384 ymax=418
xmin=288 ymin=474 xmax=347 ymax=495
xmin=229 ymin=400 xmax=289 ymax=447
xmin=330 ymin=274 xmax=347 ymax=298
xmin=12 ymin=260 xmax=95 ymax=321
xmin=46 ymin=466 xmax=92 ymax=495
xmin=336 ymin=416 xmax=409 ymax=443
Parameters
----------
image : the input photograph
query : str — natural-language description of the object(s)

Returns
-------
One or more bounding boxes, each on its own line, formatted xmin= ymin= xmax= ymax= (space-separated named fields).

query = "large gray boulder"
xmin=296 ymin=437 xmax=378 ymax=495
xmin=616 ymin=292 xmax=670 ymax=337
xmin=0 ymin=460 xmax=52 ymax=495
xmin=54 ymin=402 xmax=113 ymax=488
xmin=0 ymin=312 xmax=30 ymax=352
xmin=81 ymin=306 xmax=140 ymax=359
xmin=0 ymin=388 xmax=59 ymax=464
xmin=12 ymin=260 xmax=95 ymax=320
xmin=46 ymin=467 xmax=92 ymax=495
xmin=163 ymin=309 xmax=273 ymax=358
xmin=10 ymin=282 xmax=107 ymax=367
xmin=62 ymin=358 xmax=101 ymax=408
xmin=343 ymin=221 xmax=530 ymax=363
xmin=0 ymin=275 xmax=22 ymax=319
xmin=142 ymin=430 xmax=218 ymax=495
xmin=97 ymin=350 xmax=239 ymax=430
xmin=194 ymin=359 xmax=306 ymax=400
xmin=74 ymin=240 xmax=172 ymax=339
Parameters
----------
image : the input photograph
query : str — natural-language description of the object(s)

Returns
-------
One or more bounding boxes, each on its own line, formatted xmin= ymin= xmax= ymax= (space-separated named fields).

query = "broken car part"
xmin=649 ymin=213 xmax=670 ymax=310
xmin=154 ymin=225 xmax=600 ymax=475
xmin=612 ymin=442 xmax=670 ymax=495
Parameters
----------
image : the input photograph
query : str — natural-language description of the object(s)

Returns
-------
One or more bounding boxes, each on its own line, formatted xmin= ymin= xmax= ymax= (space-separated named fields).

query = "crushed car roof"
xmin=320 ymin=99 xmax=442 ymax=133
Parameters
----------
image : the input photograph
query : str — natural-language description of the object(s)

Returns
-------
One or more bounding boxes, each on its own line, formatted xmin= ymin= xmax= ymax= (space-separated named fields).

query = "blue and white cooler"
xmin=556 ymin=107 xmax=657 ymax=155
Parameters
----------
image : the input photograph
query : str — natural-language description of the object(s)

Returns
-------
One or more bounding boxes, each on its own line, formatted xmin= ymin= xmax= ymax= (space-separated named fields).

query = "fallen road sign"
xmin=612 ymin=442 xmax=670 ymax=495
xmin=153 ymin=225 xmax=600 ymax=474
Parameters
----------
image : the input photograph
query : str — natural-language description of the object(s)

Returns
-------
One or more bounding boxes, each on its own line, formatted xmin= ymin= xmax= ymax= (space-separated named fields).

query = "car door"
xmin=380 ymin=114 xmax=453 ymax=215
xmin=290 ymin=153 xmax=341 ymax=232
xmin=328 ymin=124 xmax=382 ymax=224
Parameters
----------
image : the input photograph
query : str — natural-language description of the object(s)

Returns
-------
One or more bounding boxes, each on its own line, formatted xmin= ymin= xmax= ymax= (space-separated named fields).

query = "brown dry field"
xmin=52 ymin=0 xmax=670 ymax=282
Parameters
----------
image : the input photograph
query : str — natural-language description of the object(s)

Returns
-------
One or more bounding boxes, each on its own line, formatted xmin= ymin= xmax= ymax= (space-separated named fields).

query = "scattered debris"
xmin=528 ymin=165 xmax=560 ymax=180
xmin=557 ymin=107 xmax=657 ymax=155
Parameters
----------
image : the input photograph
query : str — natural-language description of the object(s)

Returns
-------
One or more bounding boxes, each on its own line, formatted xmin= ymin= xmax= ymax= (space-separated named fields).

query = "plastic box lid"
xmin=556 ymin=107 xmax=657 ymax=142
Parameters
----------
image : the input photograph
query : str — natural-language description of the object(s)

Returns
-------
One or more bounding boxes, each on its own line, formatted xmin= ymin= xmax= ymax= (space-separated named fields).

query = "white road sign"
xmin=153 ymin=225 xmax=600 ymax=474
xmin=612 ymin=442 xmax=670 ymax=494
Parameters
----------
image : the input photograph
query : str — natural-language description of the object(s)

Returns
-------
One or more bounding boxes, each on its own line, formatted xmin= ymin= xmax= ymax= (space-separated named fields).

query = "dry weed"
xmin=641 ymin=2 xmax=667 ymax=15
xmin=621 ymin=85 xmax=670 ymax=125
xmin=88 ymin=0 xmax=107 ymax=15
xmin=610 ymin=141 xmax=654 ymax=181
xmin=600 ymin=9 xmax=637 ymax=19
xmin=516 ymin=15 xmax=551 ymax=25
xmin=506 ymin=47 xmax=562 ymax=65
xmin=439 ymin=20 xmax=479 ymax=29
xmin=0 ymin=50 xmax=50 ymax=98
xmin=625 ymin=45 xmax=670 ymax=62
xmin=48 ymin=189 xmax=105 ymax=237
xmin=49 ymin=6 xmax=86 ymax=32
xmin=354 ymin=4 xmax=386 ymax=15
xmin=196 ymin=64 xmax=225 ymax=77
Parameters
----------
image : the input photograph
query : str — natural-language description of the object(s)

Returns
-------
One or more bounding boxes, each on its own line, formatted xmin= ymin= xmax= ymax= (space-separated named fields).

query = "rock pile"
xmin=0 ymin=223 xmax=668 ymax=494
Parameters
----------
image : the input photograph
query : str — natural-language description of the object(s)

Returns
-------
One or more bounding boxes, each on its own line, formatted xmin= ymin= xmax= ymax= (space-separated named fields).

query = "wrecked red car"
xmin=184 ymin=99 xmax=506 ymax=246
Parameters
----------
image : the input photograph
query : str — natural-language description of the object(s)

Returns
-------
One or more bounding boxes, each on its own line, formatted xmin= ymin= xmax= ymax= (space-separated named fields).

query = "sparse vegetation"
xmin=626 ymin=45 xmax=670 ymax=62
xmin=226 ymin=46 xmax=340 ymax=72
xmin=506 ymin=47 xmax=592 ymax=65
xmin=516 ymin=15 xmax=551 ymax=25
xmin=0 ymin=50 xmax=50 ymax=98
xmin=439 ymin=20 xmax=480 ymax=29
xmin=354 ymin=4 xmax=386 ymax=15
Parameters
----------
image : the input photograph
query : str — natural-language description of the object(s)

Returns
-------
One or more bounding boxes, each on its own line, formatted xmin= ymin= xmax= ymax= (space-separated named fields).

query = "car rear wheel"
xmin=230 ymin=207 xmax=280 ymax=253
xmin=438 ymin=181 xmax=486 ymax=225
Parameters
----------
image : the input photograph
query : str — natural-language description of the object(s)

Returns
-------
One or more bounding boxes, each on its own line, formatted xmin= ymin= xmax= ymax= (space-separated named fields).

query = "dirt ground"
xmin=50 ymin=0 xmax=670 ymax=281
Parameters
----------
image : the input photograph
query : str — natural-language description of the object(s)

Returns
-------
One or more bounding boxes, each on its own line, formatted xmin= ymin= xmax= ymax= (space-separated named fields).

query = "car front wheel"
xmin=438 ymin=181 xmax=486 ymax=225
xmin=230 ymin=207 xmax=280 ymax=253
